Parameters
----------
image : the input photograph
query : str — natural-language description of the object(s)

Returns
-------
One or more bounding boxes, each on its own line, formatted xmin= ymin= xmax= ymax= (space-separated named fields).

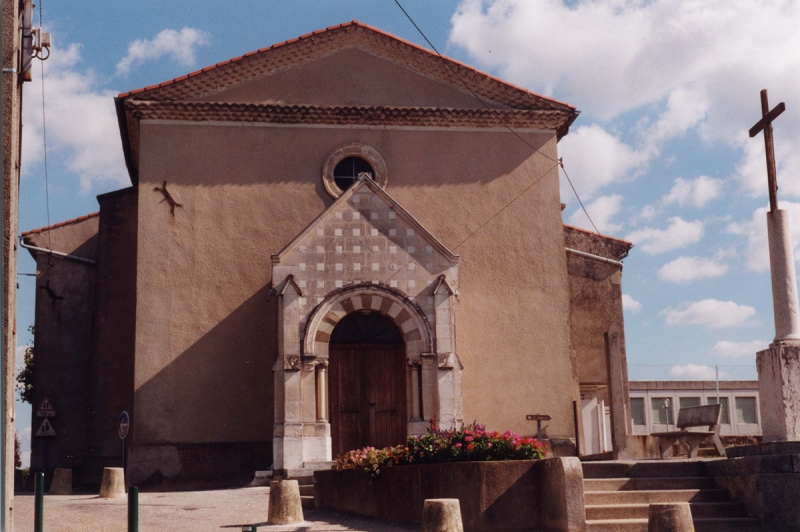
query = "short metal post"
xmin=34 ymin=472 xmax=44 ymax=532
xmin=536 ymin=420 xmax=542 ymax=441
xmin=128 ymin=486 xmax=138 ymax=532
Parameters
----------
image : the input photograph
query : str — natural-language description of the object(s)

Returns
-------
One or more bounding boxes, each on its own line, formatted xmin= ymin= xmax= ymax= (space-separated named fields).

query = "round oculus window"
xmin=333 ymin=156 xmax=374 ymax=193
xmin=322 ymin=144 xmax=388 ymax=198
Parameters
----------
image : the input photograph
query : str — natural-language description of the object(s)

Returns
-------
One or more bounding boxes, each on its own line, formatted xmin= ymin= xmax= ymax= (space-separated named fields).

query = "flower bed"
xmin=334 ymin=422 xmax=546 ymax=475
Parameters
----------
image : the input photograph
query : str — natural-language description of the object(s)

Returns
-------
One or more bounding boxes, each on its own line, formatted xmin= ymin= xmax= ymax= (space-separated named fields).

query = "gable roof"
xmin=117 ymin=21 xmax=575 ymax=113
xmin=272 ymin=175 xmax=459 ymax=264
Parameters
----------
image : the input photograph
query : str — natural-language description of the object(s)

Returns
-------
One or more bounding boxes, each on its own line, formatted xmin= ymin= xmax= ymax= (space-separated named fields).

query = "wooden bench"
xmin=650 ymin=404 xmax=726 ymax=458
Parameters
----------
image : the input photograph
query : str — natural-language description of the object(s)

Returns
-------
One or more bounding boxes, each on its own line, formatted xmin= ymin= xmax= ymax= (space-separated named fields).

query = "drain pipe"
xmin=565 ymin=247 xmax=624 ymax=268
xmin=19 ymin=237 xmax=96 ymax=265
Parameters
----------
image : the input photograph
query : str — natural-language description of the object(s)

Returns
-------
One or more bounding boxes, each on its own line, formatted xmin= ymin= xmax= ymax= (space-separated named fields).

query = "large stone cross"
xmin=751 ymin=89 xmax=800 ymax=442
xmin=749 ymin=89 xmax=786 ymax=211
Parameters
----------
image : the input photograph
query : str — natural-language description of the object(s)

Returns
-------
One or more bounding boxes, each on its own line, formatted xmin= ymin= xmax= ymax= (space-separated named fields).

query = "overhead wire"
xmin=38 ymin=0 xmax=53 ymax=253
xmin=390 ymin=0 xmax=601 ymax=238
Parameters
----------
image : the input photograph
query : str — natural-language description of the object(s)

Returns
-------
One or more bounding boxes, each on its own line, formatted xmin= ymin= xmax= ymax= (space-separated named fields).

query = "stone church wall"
xmin=129 ymin=119 xmax=573 ymax=479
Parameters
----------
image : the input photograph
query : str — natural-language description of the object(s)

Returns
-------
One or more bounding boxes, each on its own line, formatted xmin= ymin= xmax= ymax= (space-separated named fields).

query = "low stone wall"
xmin=314 ymin=457 xmax=585 ymax=532
xmin=708 ymin=443 xmax=800 ymax=530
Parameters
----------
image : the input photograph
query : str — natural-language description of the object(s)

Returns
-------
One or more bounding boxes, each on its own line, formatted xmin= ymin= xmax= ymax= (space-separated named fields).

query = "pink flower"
xmin=487 ymin=443 xmax=492 ymax=448
xmin=455 ymin=443 xmax=462 ymax=448
xmin=464 ymin=436 xmax=473 ymax=442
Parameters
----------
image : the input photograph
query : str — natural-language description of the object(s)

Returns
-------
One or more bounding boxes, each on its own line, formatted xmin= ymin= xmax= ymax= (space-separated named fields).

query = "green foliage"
xmin=16 ymin=326 xmax=34 ymax=404
xmin=333 ymin=420 xmax=546 ymax=476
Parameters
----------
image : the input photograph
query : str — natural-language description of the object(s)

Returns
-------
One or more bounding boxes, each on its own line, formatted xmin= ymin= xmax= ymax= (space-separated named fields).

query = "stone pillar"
xmin=757 ymin=343 xmax=800 ymax=441
xmin=420 ymin=353 xmax=439 ymax=423
xmin=767 ymin=210 xmax=800 ymax=342
xmin=316 ymin=361 xmax=328 ymax=422
xmin=410 ymin=361 xmax=422 ymax=421
xmin=605 ymin=331 xmax=630 ymax=459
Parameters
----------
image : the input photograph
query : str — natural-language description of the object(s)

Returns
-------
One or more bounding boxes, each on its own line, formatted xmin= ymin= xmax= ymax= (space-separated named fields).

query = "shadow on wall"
xmin=143 ymin=127 xmax=550 ymax=190
xmin=129 ymin=284 xmax=277 ymax=488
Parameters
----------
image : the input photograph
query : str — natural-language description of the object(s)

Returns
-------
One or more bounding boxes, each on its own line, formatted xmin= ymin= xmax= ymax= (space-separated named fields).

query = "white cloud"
xmin=450 ymin=0 xmax=800 ymax=200
xmin=669 ymin=363 xmax=723 ymax=380
xmin=727 ymin=201 xmax=800 ymax=271
xmin=22 ymin=43 xmax=128 ymax=191
xmin=710 ymin=340 xmax=768 ymax=358
xmin=567 ymin=194 xmax=623 ymax=234
xmin=658 ymin=256 xmax=728 ymax=283
xmin=559 ymin=124 xmax=649 ymax=201
xmin=117 ymin=28 xmax=210 ymax=75
xmin=664 ymin=176 xmax=723 ymax=208
xmin=622 ymin=294 xmax=642 ymax=313
xmin=15 ymin=345 xmax=29 ymax=368
xmin=625 ymin=217 xmax=704 ymax=254
xmin=662 ymin=299 xmax=756 ymax=329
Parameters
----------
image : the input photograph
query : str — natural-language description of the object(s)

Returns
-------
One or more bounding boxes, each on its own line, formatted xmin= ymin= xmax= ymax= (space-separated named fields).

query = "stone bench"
xmin=651 ymin=404 xmax=726 ymax=459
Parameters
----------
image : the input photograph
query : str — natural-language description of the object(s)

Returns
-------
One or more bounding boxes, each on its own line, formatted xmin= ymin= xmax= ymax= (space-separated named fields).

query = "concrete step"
xmin=300 ymin=495 xmax=314 ymax=509
xmin=299 ymin=485 xmax=314 ymax=497
xmin=586 ymin=518 xmax=648 ymax=532
xmin=586 ymin=502 xmax=747 ymax=520
xmin=587 ymin=517 xmax=765 ymax=532
xmin=585 ymin=488 xmax=730 ymax=505
xmin=584 ymin=476 xmax=716 ymax=491
xmin=582 ymin=460 xmax=714 ymax=479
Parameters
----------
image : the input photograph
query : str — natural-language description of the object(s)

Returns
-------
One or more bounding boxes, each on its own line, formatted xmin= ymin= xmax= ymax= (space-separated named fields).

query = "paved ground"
xmin=14 ymin=487 xmax=421 ymax=531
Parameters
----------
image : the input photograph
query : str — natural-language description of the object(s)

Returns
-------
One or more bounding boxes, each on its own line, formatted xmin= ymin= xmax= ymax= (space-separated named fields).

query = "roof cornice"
xmin=126 ymin=100 xmax=574 ymax=131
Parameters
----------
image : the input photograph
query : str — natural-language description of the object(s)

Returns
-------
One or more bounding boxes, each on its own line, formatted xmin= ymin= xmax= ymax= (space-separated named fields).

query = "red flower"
xmin=467 ymin=444 xmax=475 ymax=451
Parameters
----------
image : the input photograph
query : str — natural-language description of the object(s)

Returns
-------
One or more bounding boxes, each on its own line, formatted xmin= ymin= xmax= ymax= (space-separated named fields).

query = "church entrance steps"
xmin=582 ymin=461 xmax=764 ymax=532
xmin=584 ymin=476 xmax=716 ymax=491
xmin=585 ymin=488 xmax=730 ymax=504
xmin=586 ymin=501 xmax=747 ymax=520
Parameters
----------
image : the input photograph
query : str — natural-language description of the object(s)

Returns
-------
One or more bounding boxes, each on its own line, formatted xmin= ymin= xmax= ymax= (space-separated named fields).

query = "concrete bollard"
xmin=423 ymin=499 xmax=464 ymax=532
xmin=49 ymin=468 xmax=72 ymax=495
xmin=99 ymin=467 xmax=126 ymax=499
xmin=267 ymin=480 xmax=304 ymax=525
xmin=648 ymin=502 xmax=695 ymax=532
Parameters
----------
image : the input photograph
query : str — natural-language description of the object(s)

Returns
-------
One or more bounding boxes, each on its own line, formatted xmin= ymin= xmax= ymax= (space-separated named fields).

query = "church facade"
xmin=23 ymin=22 xmax=633 ymax=486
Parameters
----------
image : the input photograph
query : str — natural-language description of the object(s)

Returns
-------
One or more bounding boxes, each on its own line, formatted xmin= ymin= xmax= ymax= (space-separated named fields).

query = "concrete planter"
xmin=314 ymin=457 xmax=585 ymax=532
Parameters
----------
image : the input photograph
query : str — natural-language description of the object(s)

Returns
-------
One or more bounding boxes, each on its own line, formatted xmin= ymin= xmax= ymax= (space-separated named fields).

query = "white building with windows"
xmin=628 ymin=381 xmax=761 ymax=438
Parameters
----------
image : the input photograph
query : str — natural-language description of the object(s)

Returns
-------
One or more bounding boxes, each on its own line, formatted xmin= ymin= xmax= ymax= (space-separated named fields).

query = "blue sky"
xmin=15 ymin=0 xmax=800 ymax=463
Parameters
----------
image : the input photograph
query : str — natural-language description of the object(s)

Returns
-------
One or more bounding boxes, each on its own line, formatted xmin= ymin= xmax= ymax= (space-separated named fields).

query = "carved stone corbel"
xmin=284 ymin=355 xmax=302 ymax=370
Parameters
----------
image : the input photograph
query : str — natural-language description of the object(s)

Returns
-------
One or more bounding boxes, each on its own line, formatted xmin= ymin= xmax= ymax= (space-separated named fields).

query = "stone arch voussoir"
xmin=303 ymin=283 xmax=433 ymax=359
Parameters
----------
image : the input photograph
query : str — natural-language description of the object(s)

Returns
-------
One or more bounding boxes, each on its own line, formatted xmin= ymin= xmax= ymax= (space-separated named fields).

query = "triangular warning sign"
xmin=38 ymin=397 xmax=54 ymax=412
xmin=35 ymin=418 xmax=57 ymax=437
xmin=36 ymin=396 xmax=55 ymax=418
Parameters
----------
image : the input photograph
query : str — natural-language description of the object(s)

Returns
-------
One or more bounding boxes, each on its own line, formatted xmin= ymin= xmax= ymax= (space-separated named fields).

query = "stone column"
xmin=409 ymin=361 xmax=422 ymax=421
xmin=316 ymin=361 xmax=328 ymax=422
xmin=420 ymin=353 xmax=438 ymax=423
xmin=756 ymin=210 xmax=800 ymax=442
xmin=767 ymin=210 xmax=800 ymax=342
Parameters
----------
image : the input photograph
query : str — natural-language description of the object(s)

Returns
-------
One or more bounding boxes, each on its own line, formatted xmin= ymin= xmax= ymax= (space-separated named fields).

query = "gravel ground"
xmin=13 ymin=487 xmax=421 ymax=531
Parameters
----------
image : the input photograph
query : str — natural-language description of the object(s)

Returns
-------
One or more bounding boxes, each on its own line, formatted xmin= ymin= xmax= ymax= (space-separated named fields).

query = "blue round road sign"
xmin=118 ymin=411 xmax=130 ymax=439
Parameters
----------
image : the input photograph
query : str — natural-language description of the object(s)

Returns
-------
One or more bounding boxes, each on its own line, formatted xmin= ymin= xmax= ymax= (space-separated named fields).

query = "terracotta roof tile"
xmin=126 ymin=100 xmax=573 ymax=130
xmin=21 ymin=212 xmax=99 ymax=237
xmin=563 ymin=223 xmax=633 ymax=246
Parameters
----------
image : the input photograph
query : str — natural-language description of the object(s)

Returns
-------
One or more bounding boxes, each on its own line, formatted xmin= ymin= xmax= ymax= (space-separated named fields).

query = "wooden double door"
xmin=329 ymin=343 xmax=407 ymax=457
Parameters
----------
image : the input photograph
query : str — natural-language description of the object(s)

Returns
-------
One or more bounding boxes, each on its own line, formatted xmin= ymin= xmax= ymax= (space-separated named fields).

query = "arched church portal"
xmin=328 ymin=311 xmax=408 ymax=456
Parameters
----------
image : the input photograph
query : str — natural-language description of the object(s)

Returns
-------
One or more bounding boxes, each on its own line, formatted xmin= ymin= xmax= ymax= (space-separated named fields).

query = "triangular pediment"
xmin=270 ymin=177 xmax=459 ymax=312
xmin=273 ymin=176 xmax=458 ymax=265
xmin=118 ymin=21 xmax=574 ymax=114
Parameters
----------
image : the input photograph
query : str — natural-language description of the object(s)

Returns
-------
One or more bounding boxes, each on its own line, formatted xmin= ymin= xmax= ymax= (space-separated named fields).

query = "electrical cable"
xmin=38 ymin=0 xmax=52 ymax=252
xmin=390 ymin=0 xmax=601 ymax=236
